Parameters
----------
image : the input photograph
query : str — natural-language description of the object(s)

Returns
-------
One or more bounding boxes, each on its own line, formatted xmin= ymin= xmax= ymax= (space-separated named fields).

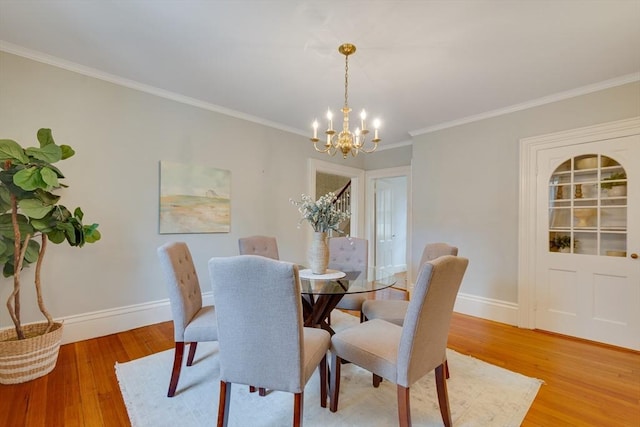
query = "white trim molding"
xmin=518 ymin=116 xmax=640 ymax=329
xmin=411 ymin=74 xmax=640 ymax=136
xmin=57 ymin=293 xmax=215 ymax=344
xmin=55 ymin=288 xmax=518 ymax=345
xmin=454 ymin=292 xmax=520 ymax=326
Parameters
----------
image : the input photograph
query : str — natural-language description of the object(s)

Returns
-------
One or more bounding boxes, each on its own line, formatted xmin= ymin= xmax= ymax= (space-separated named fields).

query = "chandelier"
xmin=310 ymin=43 xmax=381 ymax=158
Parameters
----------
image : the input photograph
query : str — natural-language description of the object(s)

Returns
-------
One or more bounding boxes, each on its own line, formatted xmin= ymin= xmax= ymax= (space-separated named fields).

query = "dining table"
xmin=299 ymin=268 xmax=397 ymax=334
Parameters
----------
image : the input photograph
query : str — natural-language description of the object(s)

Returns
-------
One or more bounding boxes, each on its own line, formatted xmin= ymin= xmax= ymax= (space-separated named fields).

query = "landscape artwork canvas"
xmin=159 ymin=161 xmax=231 ymax=233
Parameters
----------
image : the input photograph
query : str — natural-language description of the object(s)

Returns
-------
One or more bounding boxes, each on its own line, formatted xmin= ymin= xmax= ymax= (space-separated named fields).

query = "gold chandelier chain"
xmin=344 ymin=54 xmax=349 ymax=108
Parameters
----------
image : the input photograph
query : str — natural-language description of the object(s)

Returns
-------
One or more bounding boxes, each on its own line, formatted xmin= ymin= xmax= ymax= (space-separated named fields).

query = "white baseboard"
xmin=453 ymin=292 xmax=519 ymax=326
xmin=57 ymin=290 xmax=517 ymax=345
xmin=58 ymin=292 xmax=215 ymax=345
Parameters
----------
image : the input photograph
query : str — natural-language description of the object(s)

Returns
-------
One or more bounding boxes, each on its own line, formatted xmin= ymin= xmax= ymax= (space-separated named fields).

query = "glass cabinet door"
xmin=549 ymin=154 xmax=627 ymax=256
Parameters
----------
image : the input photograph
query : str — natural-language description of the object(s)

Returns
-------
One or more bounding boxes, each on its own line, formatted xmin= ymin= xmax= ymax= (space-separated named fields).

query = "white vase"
xmin=607 ymin=185 xmax=627 ymax=197
xmin=308 ymin=232 xmax=329 ymax=274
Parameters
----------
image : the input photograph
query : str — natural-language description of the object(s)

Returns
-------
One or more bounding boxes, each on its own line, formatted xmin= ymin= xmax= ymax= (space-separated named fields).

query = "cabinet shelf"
xmin=548 ymin=154 xmax=627 ymax=256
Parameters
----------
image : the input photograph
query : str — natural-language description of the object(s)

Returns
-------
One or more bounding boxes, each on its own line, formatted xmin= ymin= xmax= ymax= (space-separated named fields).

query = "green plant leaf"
xmin=0 ymin=213 xmax=34 ymax=238
xmin=24 ymin=239 xmax=41 ymax=263
xmin=34 ymin=188 xmax=60 ymax=205
xmin=84 ymin=226 xmax=101 ymax=243
xmin=14 ymin=167 xmax=45 ymax=191
xmin=60 ymin=145 xmax=75 ymax=160
xmin=0 ymin=139 xmax=29 ymax=164
xmin=57 ymin=222 xmax=76 ymax=245
xmin=47 ymin=229 xmax=66 ymax=244
xmin=0 ymin=185 xmax=11 ymax=212
xmin=37 ymin=128 xmax=55 ymax=147
xmin=39 ymin=167 xmax=59 ymax=188
xmin=18 ymin=198 xmax=54 ymax=219
xmin=74 ymin=207 xmax=84 ymax=221
xmin=3 ymin=262 xmax=15 ymax=278
xmin=26 ymin=143 xmax=62 ymax=163
xmin=52 ymin=205 xmax=72 ymax=222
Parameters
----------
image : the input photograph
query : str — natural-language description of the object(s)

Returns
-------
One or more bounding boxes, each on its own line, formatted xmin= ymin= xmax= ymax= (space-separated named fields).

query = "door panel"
xmin=535 ymin=135 xmax=639 ymax=349
xmin=374 ymin=179 xmax=393 ymax=276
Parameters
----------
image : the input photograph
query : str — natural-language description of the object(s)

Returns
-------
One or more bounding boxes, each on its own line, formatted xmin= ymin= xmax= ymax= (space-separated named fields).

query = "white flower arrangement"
xmin=290 ymin=192 xmax=350 ymax=233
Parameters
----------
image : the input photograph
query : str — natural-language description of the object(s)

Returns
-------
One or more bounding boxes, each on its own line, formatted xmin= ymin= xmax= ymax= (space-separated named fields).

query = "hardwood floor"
xmin=1 ymin=292 xmax=638 ymax=426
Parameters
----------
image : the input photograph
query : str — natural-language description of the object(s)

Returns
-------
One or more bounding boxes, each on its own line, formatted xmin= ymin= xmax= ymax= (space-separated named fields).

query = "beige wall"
xmin=0 ymin=51 xmax=408 ymax=331
xmin=2 ymin=48 xmax=636 ymax=335
xmin=411 ymin=81 xmax=640 ymax=303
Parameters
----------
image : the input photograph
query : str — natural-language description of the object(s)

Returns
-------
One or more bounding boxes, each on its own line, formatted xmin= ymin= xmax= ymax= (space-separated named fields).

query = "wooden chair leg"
xmin=373 ymin=373 xmax=383 ymax=388
xmin=329 ymin=353 xmax=342 ymax=412
xmin=293 ymin=392 xmax=303 ymax=427
xmin=186 ymin=342 xmax=198 ymax=366
xmin=217 ymin=381 xmax=231 ymax=427
xmin=319 ymin=354 xmax=327 ymax=408
xmin=167 ymin=342 xmax=185 ymax=397
xmin=445 ymin=358 xmax=450 ymax=379
xmin=435 ymin=363 xmax=452 ymax=427
xmin=397 ymin=385 xmax=411 ymax=427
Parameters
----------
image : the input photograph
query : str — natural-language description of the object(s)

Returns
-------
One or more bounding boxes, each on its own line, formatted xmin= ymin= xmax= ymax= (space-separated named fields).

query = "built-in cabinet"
xmin=548 ymin=154 xmax=627 ymax=256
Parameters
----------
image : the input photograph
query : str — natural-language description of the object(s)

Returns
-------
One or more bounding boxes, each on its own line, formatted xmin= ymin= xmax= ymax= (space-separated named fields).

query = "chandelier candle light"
xmin=311 ymin=43 xmax=381 ymax=158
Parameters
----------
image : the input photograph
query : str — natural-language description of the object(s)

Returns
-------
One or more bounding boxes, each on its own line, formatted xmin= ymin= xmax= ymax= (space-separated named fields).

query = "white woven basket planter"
xmin=0 ymin=322 xmax=64 ymax=384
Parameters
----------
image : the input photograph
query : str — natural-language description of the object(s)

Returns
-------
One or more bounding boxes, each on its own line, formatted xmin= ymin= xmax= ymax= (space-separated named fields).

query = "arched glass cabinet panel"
xmin=549 ymin=154 xmax=627 ymax=256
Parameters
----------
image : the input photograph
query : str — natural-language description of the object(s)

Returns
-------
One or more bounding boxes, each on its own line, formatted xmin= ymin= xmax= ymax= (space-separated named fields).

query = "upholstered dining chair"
xmin=157 ymin=241 xmax=218 ymax=397
xmin=361 ymin=242 xmax=458 ymax=325
xmin=208 ymin=255 xmax=331 ymax=427
xmin=329 ymin=255 xmax=469 ymax=427
xmin=238 ymin=235 xmax=280 ymax=259
xmin=328 ymin=236 xmax=368 ymax=322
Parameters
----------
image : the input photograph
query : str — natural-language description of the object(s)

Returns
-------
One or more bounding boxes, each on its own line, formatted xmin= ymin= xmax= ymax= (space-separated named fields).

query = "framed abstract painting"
xmin=159 ymin=161 xmax=231 ymax=233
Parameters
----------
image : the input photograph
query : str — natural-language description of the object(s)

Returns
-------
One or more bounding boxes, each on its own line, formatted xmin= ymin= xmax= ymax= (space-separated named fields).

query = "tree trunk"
xmin=35 ymin=235 xmax=54 ymax=333
xmin=7 ymin=193 xmax=25 ymax=339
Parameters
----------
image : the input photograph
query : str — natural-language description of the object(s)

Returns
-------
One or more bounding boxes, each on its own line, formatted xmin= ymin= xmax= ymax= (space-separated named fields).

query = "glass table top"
xmin=299 ymin=269 xmax=397 ymax=295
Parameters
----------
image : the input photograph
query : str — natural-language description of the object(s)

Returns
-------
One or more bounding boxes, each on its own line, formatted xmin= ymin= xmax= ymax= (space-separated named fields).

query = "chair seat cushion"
xmin=331 ymin=319 xmax=401 ymax=383
xmin=183 ymin=305 xmax=218 ymax=342
xmin=302 ymin=327 xmax=331 ymax=384
xmin=335 ymin=293 xmax=367 ymax=310
xmin=362 ymin=300 xmax=408 ymax=326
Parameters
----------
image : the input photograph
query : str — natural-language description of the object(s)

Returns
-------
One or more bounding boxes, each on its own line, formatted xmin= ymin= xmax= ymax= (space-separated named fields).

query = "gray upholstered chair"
xmin=329 ymin=236 xmax=368 ymax=322
xmin=208 ymin=255 xmax=331 ymax=427
xmin=329 ymin=255 xmax=469 ymax=427
xmin=157 ymin=242 xmax=217 ymax=397
xmin=238 ymin=235 xmax=279 ymax=259
xmin=361 ymin=242 xmax=458 ymax=325
xmin=237 ymin=235 xmax=280 ymax=396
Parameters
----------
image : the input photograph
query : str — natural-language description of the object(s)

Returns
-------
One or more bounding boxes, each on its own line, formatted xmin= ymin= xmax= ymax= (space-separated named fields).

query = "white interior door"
xmin=366 ymin=167 xmax=411 ymax=285
xmin=375 ymin=179 xmax=394 ymax=276
xmin=535 ymin=136 xmax=639 ymax=349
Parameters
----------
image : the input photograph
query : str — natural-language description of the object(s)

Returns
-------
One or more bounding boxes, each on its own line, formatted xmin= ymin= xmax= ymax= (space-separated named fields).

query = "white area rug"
xmin=116 ymin=312 xmax=542 ymax=426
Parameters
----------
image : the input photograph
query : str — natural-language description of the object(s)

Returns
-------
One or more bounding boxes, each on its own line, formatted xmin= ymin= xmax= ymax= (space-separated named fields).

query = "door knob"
xmin=631 ymin=253 xmax=638 ymax=259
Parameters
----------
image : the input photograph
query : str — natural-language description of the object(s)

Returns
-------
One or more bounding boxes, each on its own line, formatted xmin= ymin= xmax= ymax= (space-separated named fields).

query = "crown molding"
xmin=410 ymin=73 xmax=640 ymax=137
xmin=3 ymin=41 xmax=637 ymax=145
xmin=0 ymin=40 xmax=307 ymax=137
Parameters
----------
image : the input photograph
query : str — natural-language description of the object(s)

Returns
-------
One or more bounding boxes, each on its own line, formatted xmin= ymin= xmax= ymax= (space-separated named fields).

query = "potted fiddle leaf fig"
xmin=0 ymin=128 xmax=100 ymax=384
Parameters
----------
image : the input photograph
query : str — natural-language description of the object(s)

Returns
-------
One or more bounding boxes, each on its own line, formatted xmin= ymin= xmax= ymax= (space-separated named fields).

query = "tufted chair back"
xmin=328 ymin=237 xmax=368 ymax=275
xmin=238 ymin=235 xmax=280 ymax=260
xmin=157 ymin=241 xmax=218 ymax=397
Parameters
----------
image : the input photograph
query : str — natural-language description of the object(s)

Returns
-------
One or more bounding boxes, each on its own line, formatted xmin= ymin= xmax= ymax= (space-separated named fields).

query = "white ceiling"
xmin=1 ymin=1 xmax=639 ymax=147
